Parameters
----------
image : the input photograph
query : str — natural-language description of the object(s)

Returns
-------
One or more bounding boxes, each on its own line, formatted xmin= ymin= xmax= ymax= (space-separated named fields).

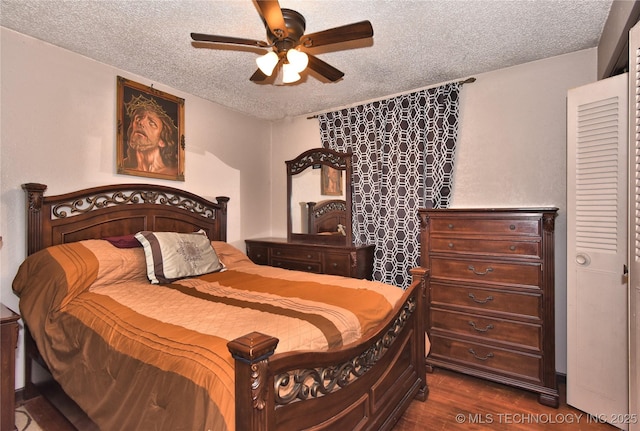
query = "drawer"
xmin=246 ymin=244 xmax=269 ymax=265
xmin=429 ymin=334 xmax=542 ymax=383
xmin=271 ymin=247 xmax=322 ymax=262
xmin=430 ymin=308 xmax=541 ymax=351
xmin=430 ymin=237 xmax=540 ymax=258
xmin=430 ymin=282 xmax=542 ymax=319
xmin=271 ymin=258 xmax=322 ymax=273
xmin=324 ymin=253 xmax=352 ymax=277
xmin=431 ymin=257 xmax=541 ymax=288
xmin=430 ymin=217 xmax=540 ymax=237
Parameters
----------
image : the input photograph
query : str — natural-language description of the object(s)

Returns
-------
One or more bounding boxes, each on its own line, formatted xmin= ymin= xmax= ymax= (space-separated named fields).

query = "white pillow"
xmin=134 ymin=230 xmax=224 ymax=284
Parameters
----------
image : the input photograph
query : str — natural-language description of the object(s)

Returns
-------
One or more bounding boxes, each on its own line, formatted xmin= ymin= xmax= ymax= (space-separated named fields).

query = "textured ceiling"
xmin=1 ymin=0 xmax=613 ymax=121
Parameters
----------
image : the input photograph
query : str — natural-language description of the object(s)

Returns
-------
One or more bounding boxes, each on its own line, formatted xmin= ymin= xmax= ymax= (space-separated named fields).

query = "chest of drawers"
xmin=418 ymin=208 xmax=559 ymax=407
xmin=245 ymin=238 xmax=374 ymax=280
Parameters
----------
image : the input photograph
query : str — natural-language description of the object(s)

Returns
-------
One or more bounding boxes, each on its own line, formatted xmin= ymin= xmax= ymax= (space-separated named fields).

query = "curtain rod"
xmin=306 ymin=76 xmax=475 ymax=120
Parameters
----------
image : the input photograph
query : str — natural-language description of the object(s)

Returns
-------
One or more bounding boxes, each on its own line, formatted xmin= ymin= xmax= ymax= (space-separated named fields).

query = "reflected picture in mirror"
xmin=321 ymin=166 xmax=342 ymax=196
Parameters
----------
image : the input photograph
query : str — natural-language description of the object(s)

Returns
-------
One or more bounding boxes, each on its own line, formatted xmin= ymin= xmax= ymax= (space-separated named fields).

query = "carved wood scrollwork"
xmin=24 ymin=183 xmax=46 ymax=212
xmin=274 ymin=295 xmax=416 ymax=406
xmin=51 ymin=190 xmax=217 ymax=219
xmin=313 ymin=201 xmax=347 ymax=218
xmin=350 ymin=250 xmax=357 ymax=269
xmin=228 ymin=332 xmax=279 ymax=413
xmin=250 ymin=361 xmax=269 ymax=410
xmin=288 ymin=151 xmax=347 ymax=175
xmin=27 ymin=191 xmax=43 ymax=212
xmin=542 ymin=212 xmax=556 ymax=232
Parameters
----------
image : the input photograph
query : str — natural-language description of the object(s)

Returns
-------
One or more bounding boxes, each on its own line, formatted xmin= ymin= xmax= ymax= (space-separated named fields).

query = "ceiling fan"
xmin=190 ymin=0 xmax=373 ymax=84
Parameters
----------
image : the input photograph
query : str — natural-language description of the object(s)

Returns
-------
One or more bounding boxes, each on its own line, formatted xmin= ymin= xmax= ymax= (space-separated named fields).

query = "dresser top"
xmin=420 ymin=207 xmax=558 ymax=212
xmin=245 ymin=237 xmax=373 ymax=251
xmin=0 ymin=304 xmax=19 ymax=323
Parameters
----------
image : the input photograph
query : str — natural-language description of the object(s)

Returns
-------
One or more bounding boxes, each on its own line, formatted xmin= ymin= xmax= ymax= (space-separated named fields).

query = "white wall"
xmin=271 ymin=48 xmax=598 ymax=374
xmin=0 ymin=28 xmax=273 ymax=388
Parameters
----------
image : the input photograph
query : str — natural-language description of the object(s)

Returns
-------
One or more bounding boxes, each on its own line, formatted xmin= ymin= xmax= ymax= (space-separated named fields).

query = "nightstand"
xmin=1 ymin=303 xmax=20 ymax=431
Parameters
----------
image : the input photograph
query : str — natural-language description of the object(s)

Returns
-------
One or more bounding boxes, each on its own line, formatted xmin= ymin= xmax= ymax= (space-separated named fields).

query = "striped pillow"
xmin=134 ymin=230 xmax=223 ymax=284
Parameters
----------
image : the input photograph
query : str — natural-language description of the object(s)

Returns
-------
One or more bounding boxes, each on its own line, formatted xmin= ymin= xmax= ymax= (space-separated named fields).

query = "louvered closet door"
xmin=567 ymin=72 xmax=629 ymax=428
xmin=629 ymin=21 xmax=640 ymax=431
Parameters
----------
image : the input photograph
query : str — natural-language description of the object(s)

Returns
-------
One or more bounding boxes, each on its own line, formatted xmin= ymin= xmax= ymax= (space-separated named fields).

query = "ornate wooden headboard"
xmin=306 ymin=199 xmax=347 ymax=235
xmin=23 ymin=183 xmax=229 ymax=255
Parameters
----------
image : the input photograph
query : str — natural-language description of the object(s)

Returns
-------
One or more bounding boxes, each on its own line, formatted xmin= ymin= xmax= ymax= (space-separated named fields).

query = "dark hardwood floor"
xmin=18 ymin=368 xmax=620 ymax=430
xmin=394 ymin=368 xmax=620 ymax=431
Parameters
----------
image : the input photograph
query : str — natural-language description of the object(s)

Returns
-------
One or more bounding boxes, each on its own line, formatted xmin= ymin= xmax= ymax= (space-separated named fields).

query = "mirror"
xmin=286 ymin=148 xmax=353 ymax=246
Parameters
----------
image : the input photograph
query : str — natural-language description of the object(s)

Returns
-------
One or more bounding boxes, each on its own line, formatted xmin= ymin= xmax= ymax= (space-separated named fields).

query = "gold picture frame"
xmin=321 ymin=165 xmax=342 ymax=196
xmin=116 ymin=76 xmax=185 ymax=181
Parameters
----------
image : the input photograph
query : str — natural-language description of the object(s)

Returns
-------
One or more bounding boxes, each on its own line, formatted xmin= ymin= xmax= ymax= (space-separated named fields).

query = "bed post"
xmin=227 ymin=332 xmax=279 ymax=431
xmin=215 ymin=196 xmax=229 ymax=242
xmin=410 ymin=266 xmax=429 ymax=401
xmin=22 ymin=183 xmax=47 ymax=256
xmin=20 ymin=183 xmax=49 ymax=400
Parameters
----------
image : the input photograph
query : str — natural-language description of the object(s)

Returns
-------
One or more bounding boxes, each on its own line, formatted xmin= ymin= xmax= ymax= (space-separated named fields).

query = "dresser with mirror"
xmin=245 ymin=148 xmax=374 ymax=279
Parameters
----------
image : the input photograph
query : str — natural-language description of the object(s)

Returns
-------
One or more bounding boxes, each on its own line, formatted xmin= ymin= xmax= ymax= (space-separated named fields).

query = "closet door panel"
xmin=629 ymin=20 xmax=640 ymax=431
xmin=567 ymin=72 xmax=629 ymax=428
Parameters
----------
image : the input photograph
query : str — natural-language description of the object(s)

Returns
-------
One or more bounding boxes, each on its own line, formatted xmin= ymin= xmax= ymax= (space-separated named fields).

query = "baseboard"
xmin=14 ymin=387 xmax=26 ymax=406
xmin=556 ymin=372 xmax=567 ymax=385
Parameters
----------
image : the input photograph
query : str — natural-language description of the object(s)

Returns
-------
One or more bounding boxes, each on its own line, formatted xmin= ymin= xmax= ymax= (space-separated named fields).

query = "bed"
xmin=14 ymin=182 xmax=428 ymax=431
xmin=306 ymin=199 xmax=347 ymax=236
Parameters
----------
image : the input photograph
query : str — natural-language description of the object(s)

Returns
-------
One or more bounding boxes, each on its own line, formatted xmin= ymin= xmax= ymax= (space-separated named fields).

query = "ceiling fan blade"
xmin=256 ymin=0 xmax=288 ymax=39
xmin=250 ymin=69 xmax=269 ymax=82
xmin=301 ymin=21 xmax=373 ymax=48
xmin=306 ymin=54 xmax=344 ymax=82
xmin=191 ymin=33 xmax=269 ymax=48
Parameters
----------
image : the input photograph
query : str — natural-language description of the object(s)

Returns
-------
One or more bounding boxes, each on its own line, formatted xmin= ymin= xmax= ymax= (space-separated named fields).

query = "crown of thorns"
xmin=125 ymin=94 xmax=177 ymax=131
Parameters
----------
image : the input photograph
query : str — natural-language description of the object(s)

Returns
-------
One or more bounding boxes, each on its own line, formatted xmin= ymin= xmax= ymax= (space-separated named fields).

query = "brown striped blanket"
xmin=12 ymin=240 xmax=403 ymax=431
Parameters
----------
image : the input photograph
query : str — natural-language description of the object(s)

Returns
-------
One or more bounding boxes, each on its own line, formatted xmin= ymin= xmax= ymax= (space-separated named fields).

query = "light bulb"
xmin=286 ymin=49 xmax=309 ymax=73
xmin=256 ymin=51 xmax=279 ymax=76
xmin=282 ymin=63 xmax=301 ymax=83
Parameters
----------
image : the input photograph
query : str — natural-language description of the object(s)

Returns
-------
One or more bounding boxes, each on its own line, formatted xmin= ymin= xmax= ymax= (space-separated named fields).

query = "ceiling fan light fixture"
xmin=286 ymin=49 xmax=308 ymax=73
xmin=256 ymin=51 xmax=279 ymax=76
xmin=282 ymin=63 xmax=301 ymax=83
xmin=190 ymin=1 xmax=373 ymax=84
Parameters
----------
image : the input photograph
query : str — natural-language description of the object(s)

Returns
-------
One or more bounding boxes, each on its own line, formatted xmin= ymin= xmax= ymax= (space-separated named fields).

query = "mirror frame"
xmin=286 ymin=148 xmax=353 ymax=246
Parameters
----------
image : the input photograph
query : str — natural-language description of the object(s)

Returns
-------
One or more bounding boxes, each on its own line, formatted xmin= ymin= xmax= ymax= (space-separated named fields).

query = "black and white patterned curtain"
xmin=318 ymin=83 xmax=460 ymax=288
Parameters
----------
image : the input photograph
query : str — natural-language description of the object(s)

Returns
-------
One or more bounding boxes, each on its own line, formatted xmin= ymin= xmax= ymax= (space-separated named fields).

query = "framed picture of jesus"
xmin=116 ymin=76 xmax=185 ymax=181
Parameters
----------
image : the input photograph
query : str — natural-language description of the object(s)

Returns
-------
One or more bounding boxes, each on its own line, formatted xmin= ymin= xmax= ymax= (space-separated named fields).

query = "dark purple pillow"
xmin=103 ymin=234 xmax=142 ymax=248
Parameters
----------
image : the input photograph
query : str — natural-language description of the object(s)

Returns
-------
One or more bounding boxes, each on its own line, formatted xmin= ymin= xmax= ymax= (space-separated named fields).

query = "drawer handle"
xmin=509 ymin=245 xmax=516 ymax=251
xmin=468 ymin=349 xmax=494 ymax=361
xmin=467 ymin=265 xmax=493 ymax=276
xmin=332 ymin=263 xmax=338 ymax=267
xmin=306 ymin=254 xmax=313 ymax=259
xmin=468 ymin=321 xmax=494 ymax=333
xmin=448 ymin=242 xmax=454 ymax=248
xmin=447 ymin=223 xmax=454 ymax=229
xmin=509 ymin=224 xmax=516 ymax=230
xmin=256 ymin=253 xmax=263 ymax=258
xmin=468 ymin=293 xmax=493 ymax=304
xmin=275 ymin=251 xmax=282 ymax=256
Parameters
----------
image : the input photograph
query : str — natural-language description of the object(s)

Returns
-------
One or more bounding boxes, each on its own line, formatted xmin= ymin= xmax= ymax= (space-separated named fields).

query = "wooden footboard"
xmin=228 ymin=268 xmax=428 ymax=431
xmin=23 ymin=269 xmax=428 ymax=431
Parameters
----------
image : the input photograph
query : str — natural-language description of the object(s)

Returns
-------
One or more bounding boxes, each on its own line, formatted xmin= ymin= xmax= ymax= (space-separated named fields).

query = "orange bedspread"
xmin=13 ymin=240 xmax=403 ymax=431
